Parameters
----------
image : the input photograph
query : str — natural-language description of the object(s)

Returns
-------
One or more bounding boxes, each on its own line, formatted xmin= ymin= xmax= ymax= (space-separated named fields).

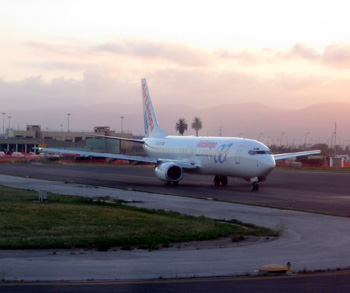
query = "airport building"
xmin=0 ymin=125 xmax=135 ymax=154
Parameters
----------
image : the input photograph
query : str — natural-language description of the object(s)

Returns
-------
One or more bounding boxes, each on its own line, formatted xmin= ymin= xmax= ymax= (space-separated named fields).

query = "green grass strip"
xmin=0 ymin=186 xmax=276 ymax=250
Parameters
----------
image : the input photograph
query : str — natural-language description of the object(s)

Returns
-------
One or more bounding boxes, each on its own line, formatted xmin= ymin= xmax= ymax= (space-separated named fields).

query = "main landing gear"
xmin=214 ymin=175 xmax=228 ymax=186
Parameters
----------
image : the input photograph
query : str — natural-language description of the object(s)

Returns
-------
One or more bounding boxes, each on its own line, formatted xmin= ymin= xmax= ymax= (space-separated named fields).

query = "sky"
xmin=1 ymin=0 xmax=350 ymax=116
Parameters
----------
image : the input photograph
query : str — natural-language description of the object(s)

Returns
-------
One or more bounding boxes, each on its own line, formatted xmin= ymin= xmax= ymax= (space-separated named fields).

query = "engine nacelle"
xmin=155 ymin=162 xmax=183 ymax=182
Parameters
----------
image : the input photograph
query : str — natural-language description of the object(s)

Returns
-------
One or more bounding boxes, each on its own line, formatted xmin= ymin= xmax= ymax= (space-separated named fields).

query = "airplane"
xmin=40 ymin=78 xmax=320 ymax=191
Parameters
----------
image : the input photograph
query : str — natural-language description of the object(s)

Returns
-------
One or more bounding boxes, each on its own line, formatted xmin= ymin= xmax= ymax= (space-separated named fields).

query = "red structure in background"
xmin=0 ymin=152 xmax=41 ymax=163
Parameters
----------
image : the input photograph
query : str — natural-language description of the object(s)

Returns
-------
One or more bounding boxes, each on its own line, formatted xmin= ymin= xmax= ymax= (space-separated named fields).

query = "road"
xmin=1 ymin=272 xmax=350 ymax=293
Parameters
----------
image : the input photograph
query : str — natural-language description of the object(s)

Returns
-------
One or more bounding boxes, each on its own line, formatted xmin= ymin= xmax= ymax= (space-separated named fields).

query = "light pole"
xmin=291 ymin=139 xmax=296 ymax=149
xmin=304 ymin=132 xmax=309 ymax=150
xmin=258 ymin=132 xmax=263 ymax=141
xmin=280 ymin=132 xmax=285 ymax=147
xmin=121 ymin=116 xmax=124 ymax=134
xmin=2 ymin=112 xmax=5 ymax=136
xmin=67 ymin=113 xmax=71 ymax=132
xmin=8 ymin=116 xmax=11 ymax=129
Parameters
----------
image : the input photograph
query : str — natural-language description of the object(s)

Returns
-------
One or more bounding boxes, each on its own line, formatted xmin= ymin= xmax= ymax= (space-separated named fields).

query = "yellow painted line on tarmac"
xmin=1 ymin=271 xmax=350 ymax=287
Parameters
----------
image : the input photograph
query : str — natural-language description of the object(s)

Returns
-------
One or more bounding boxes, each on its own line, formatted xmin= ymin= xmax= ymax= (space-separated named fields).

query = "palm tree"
xmin=191 ymin=117 xmax=202 ymax=137
xmin=175 ymin=118 xmax=188 ymax=136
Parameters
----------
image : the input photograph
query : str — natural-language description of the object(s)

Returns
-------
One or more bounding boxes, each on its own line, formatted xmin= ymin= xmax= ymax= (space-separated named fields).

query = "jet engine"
xmin=155 ymin=162 xmax=183 ymax=182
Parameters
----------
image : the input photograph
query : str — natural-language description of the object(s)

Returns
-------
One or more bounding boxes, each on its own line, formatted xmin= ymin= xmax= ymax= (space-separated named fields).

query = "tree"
xmin=191 ymin=117 xmax=202 ymax=137
xmin=175 ymin=118 xmax=188 ymax=136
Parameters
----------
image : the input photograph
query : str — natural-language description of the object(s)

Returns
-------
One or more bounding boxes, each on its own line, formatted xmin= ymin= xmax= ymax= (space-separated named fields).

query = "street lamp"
xmin=67 ymin=113 xmax=71 ymax=132
xmin=121 ymin=116 xmax=124 ymax=134
xmin=304 ymin=132 xmax=310 ymax=150
xmin=2 ymin=112 xmax=5 ymax=136
xmin=258 ymin=132 xmax=263 ymax=141
xmin=280 ymin=132 xmax=285 ymax=147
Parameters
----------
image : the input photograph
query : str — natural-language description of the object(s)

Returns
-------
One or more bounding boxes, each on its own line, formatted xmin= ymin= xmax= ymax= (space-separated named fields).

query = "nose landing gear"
xmin=250 ymin=177 xmax=259 ymax=192
xmin=251 ymin=182 xmax=259 ymax=191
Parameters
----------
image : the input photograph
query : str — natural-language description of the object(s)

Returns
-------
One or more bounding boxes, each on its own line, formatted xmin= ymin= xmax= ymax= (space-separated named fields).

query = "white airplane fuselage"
xmin=143 ymin=135 xmax=275 ymax=182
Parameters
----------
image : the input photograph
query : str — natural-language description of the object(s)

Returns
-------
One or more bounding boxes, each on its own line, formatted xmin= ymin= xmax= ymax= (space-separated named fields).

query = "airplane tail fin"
xmin=141 ymin=78 xmax=168 ymax=137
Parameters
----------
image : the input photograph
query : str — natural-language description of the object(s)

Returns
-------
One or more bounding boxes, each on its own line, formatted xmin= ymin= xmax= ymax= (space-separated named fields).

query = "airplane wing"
xmin=39 ymin=148 xmax=157 ymax=164
xmin=158 ymin=159 xmax=199 ymax=169
xmin=39 ymin=147 xmax=200 ymax=170
xmin=274 ymin=150 xmax=321 ymax=161
xmin=87 ymin=134 xmax=144 ymax=143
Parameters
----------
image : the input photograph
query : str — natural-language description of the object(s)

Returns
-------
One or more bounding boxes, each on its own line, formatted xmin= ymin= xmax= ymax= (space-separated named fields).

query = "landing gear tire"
xmin=214 ymin=175 xmax=221 ymax=186
xmin=221 ymin=176 xmax=228 ymax=186
xmin=251 ymin=182 xmax=259 ymax=191
xmin=214 ymin=175 xmax=228 ymax=186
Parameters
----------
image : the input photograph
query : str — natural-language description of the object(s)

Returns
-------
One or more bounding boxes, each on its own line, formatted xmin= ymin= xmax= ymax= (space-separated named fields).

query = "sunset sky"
xmin=1 ymin=0 xmax=350 ymax=113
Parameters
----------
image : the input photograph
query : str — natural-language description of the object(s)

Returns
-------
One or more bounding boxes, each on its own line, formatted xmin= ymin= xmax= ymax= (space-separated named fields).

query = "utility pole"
xmin=67 ymin=113 xmax=71 ymax=132
xmin=2 ymin=112 xmax=5 ymax=136
xmin=280 ymin=132 xmax=285 ymax=147
xmin=121 ymin=116 xmax=124 ymax=133
xmin=304 ymin=132 xmax=309 ymax=150
xmin=334 ymin=122 xmax=337 ymax=156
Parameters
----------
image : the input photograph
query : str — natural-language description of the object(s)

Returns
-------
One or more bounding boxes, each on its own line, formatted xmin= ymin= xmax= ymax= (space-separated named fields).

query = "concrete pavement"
xmin=0 ymin=174 xmax=349 ymax=281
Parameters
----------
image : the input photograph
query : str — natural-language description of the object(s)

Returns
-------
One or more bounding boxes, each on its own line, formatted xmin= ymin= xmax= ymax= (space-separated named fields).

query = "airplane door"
xmin=235 ymin=145 xmax=242 ymax=164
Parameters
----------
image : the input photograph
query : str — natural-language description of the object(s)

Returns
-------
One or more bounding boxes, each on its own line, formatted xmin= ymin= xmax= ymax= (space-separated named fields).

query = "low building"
xmin=3 ymin=125 xmax=134 ymax=154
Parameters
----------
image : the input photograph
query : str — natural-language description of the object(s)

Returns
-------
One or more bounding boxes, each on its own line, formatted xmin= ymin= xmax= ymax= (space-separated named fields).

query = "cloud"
xmin=323 ymin=43 xmax=350 ymax=69
xmin=215 ymin=49 xmax=264 ymax=66
xmin=27 ymin=62 xmax=86 ymax=71
xmin=275 ymin=42 xmax=350 ymax=70
xmin=287 ymin=43 xmax=320 ymax=60
xmin=94 ymin=38 xmax=215 ymax=67
xmin=25 ymin=40 xmax=80 ymax=57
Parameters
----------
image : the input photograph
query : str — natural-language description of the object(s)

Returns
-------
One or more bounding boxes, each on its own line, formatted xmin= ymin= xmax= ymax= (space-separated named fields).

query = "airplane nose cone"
xmin=259 ymin=155 xmax=276 ymax=177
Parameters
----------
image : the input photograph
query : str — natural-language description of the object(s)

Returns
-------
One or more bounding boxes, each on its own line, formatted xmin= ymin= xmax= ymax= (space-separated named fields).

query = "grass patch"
xmin=0 ymin=186 xmax=277 ymax=250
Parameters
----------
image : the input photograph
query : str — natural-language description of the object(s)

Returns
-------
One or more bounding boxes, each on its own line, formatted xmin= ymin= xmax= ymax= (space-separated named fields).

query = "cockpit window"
xmin=248 ymin=150 xmax=272 ymax=155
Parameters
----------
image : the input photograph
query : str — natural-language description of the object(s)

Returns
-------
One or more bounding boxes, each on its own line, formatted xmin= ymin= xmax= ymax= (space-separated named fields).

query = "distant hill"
xmin=6 ymin=102 xmax=350 ymax=146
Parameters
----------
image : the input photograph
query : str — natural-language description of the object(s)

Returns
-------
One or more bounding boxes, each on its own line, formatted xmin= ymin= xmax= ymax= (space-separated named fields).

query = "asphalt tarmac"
xmin=1 ymin=163 xmax=350 ymax=216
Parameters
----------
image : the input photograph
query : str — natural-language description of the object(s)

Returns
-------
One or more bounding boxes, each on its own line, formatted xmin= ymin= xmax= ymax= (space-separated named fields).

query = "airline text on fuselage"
xmin=196 ymin=140 xmax=217 ymax=150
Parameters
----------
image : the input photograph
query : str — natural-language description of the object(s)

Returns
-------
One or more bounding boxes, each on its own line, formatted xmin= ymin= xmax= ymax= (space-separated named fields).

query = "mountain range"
xmin=4 ymin=102 xmax=350 ymax=147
